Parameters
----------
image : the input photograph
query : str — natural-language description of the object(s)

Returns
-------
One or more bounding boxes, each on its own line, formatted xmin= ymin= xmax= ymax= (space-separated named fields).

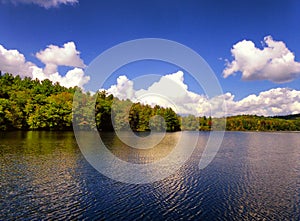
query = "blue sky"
xmin=1 ymin=0 xmax=300 ymax=116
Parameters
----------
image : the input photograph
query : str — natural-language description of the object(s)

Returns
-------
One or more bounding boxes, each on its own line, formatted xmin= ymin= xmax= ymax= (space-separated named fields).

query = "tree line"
xmin=1 ymin=73 xmax=300 ymax=132
xmin=0 ymin=73 xmax=180 ymax=132
xmin=225 ymin=114 xmax=300 ymax=131
xmin=180 ymin=114 xmax=300 ymax=131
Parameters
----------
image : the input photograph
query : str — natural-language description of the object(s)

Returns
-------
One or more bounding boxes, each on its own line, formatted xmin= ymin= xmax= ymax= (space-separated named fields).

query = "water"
xmin=1 ymin=131 xmax=300 ymax=220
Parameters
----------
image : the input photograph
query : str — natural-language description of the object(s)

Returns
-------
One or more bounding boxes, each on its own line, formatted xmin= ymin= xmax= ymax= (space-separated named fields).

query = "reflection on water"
xmin=0 ymin=131 xmax=86 ymax=220
xmin=101 ymin=131 xmax=181 ymax=164
xmin=239 ymin=132 xmax=300 ymax=220
xmin=1 ymin=131 xmax=300 ymax=220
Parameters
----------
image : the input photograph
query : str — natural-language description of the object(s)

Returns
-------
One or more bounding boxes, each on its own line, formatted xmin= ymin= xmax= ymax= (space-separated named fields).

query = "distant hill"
xmin=272 ymin=114 xmax=300 ymax=120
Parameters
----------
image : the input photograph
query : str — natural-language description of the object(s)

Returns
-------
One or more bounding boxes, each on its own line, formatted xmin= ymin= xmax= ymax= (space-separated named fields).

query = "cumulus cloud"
xmin=107 ymin=75 xmax=135 ymax=101
xmin=223 ymin=36 xmax=300 ymax=83
xmin=106 ymin=71 xmax=224 ymax=117
xmin=0 ymin=43 xmax=89 ymax=88
xmin=0 ymin=44 xmax=36 ymax=77
xmin=2 ymin=0 xmax=78 ymax=8
xmin=134 ymin=71 xmax=215 ymax=115
xmin=32 ymin=67 xmax=89 ymax=88
xmin=36 ymin=42 xmax=85 ymax=75
xmin=106 ymin=71 xmax=300 ymax=117
xmin=223 ymin=88 xmax=300 ymax=116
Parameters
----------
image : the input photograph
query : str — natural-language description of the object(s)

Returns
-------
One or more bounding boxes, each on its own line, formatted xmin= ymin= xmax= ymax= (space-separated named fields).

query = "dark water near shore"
xmin=1 ymin=131 xmax=300 ymax=220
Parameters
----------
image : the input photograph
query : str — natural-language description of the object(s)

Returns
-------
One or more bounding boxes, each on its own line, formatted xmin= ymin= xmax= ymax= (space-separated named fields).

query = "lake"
xmin=1 ymin=131 xmax=300 ymax=220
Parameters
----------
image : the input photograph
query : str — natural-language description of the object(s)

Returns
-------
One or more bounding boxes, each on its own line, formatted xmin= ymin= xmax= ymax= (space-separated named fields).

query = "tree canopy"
xmin=1 ymin=73 xmax=300 ymax=132
xmin=0 ymin=73 xmax=181 ymax=132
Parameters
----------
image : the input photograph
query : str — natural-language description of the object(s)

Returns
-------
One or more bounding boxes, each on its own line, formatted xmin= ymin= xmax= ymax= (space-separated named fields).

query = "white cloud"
xmin=0 ymin=44 xmax=35 ymax=77
xmin=0 ymin=43 xmax=89 ymax=88
xmin=32 ymin=67 xmax=89 ymax=88
xmin=3 ymin=0 xmax=78 ymax=8
xmin=107 ymin=75 xmax=135 ymax=101
xmin=223 ymin=36 xmax=300 ymax=83
xmin=224 ymin=88 xmax=300 ymax=116
xmin=135 ymin=71 xmax=215 ymax=115
xmin=106 ymin=71 xmax=300 ymax=117
xmin=106 ymin=71 xmax=225 ymax=117
xmin=36 ymin=42 xmax=85 ymax=75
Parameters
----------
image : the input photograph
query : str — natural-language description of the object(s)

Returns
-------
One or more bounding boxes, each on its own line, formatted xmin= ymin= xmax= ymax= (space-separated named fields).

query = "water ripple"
xmin=1 ymin=131 xmax=300 ymax=220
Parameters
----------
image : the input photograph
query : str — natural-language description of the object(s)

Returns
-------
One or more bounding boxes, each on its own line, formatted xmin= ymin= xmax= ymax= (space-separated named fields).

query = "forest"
xmin=1 ymin=73 xmax=300 ymax=132
xmin=181 ymin=114 xmax=300 ymax=131
xmin=0 ymin=73 xmax=180 ymax=132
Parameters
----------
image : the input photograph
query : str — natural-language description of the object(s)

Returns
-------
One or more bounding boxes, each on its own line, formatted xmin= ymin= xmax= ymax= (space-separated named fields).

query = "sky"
xmin=1 ymin=0 xmax=300 ymax=116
